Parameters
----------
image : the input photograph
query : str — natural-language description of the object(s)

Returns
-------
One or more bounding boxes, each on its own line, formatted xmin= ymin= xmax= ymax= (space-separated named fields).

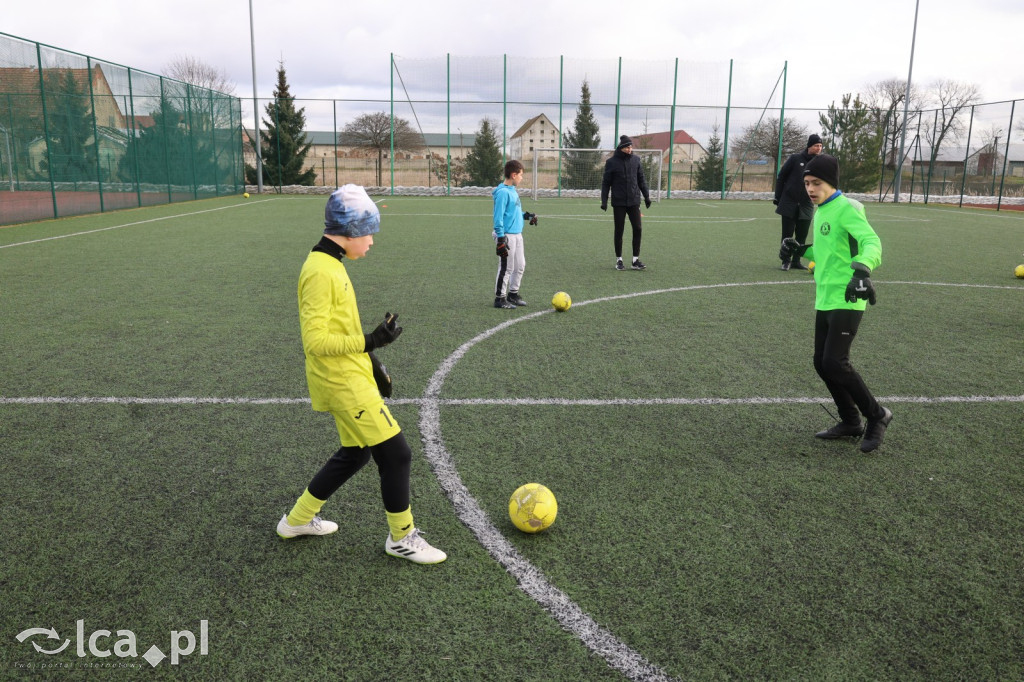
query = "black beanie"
xmin=803 ymin=153 xmax=839 ymax=188
xmin=616 ymin=135 xmax=633 ymax=150
xmin=807 ymin=134 xmax=823 ymax=149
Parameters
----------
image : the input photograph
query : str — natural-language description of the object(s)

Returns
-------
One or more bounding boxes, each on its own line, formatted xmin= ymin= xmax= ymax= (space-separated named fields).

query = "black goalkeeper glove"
xmin=496 ymin=237 xmax=509 ymax=257
xmin=845 ymin=263 xmax=877 ymax=305
xmin=644 ymin=198 xmax=651 ymax=209
xmin=524 ymin=212 xmax=538 ymax=226
xmin=364 ymin=312 xmax=403 ymax=352
xmin=600 ymin=202 xmax=607 ymax=212
xmin=779 ymin=237 xmax=810 ymax=261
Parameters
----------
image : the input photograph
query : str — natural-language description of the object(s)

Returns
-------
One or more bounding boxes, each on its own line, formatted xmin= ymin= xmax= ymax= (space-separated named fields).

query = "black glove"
xmin=364 ymin=312 xmax=403 ymax=351
xmin=368 ymin=351 xmax=392 ymax=398
xmin=644 ymin=198 xmax=651 ymax=209
xmin=779 ymin=237 xmax=799 ymax=261
xmin=845 ymin=263 xmax=877 ymax=305
xmin=600 ymin=202 xmax=607 ymax=212
xmin=772 ymin=199 xmax=779 ymax=206
xmin=496 ymin=237 xmax=509 ymax=257
xmin=524 ymin=212 xmax=538 ymax=226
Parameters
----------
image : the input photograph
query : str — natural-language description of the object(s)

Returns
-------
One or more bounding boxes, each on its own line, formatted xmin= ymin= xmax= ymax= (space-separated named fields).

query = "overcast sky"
xmin=3 ymin=0 xmax=1021 ymax=140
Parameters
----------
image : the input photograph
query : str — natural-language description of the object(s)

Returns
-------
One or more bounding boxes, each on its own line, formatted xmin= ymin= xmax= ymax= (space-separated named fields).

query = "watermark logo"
xmin=14 ymin=620 xmax=208 ymax=668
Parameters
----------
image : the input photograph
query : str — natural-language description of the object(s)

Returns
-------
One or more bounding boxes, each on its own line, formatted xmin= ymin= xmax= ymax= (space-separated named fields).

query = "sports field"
xmin=2 ymin=195 xmax=1022 ymax=680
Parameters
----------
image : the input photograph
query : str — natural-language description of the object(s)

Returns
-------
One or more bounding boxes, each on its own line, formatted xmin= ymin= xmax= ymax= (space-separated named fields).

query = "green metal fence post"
xmin=958 ymin=105 xmax=975 ymax=208
xmin=159 ymin=77 xmax=172 ymax=203
xmin=667 ymin=57 xmax=678 ymax=199
xmin=390 ymin=53 xmax=394 ymax=195
xmin=776 ymin=61 xmax=787 ymax=180
xmin=126 ymin=68 xmax=142 ymax=208
xmin=35 ymin=43 xmax=58 ymax=218
xmin=722 ymin=59 xmax=733 ymax=199
xmin=85 ymin=57 xmax=105 ymax=212
xmin=614 ymin=57 xmax=622 ymax=143
xmin=503 ymin=54 xmax=507 ymax=168
xmin=332 ymin=99 xmax=338 ymax=189
xmin=996 ymin=99 xmax=1015 ymax=211
xmin=557 ymin=55 xmax=563 ymax=198
xmin=446 ymin=53 xmax=451 ymax=195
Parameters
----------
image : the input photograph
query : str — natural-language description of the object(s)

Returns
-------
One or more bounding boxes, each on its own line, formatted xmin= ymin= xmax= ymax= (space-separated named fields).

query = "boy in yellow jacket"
xmin=276 ymin=184 xmax=446 ymax=564
xmin=781 ymin=154 xmax=892 ymax=453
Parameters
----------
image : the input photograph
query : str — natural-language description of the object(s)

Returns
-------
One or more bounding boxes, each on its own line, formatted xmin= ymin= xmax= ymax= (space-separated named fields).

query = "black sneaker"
xmin=860 ymin=408 xmax=893 ymax=453
xmin=494 ymin=296 xmax=517 ymax=309
xmin=781 ymin=261 xmax=791 ymax=271
xmin=631 ymin=259 xmax=647 ymax=270
xmin=615 ymin=260 xmax=625 ymax=271
xmin=790 ymin=261 xmax=808 ymax=270
xmin=507 ymin=292 xmax=527 ymax=306
xmin=814 ymin=421 xmax=865 ymax=439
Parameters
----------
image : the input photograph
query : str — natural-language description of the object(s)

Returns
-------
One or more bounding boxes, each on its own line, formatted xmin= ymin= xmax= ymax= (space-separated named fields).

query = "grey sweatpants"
xmin=494 ymin=232 xmax=525 ymax=297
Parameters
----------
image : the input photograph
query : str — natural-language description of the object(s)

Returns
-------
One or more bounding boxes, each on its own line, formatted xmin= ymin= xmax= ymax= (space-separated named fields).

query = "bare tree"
xmin=339 ymin=112 xmax=423 ymax=186
xmin=730 ymin=117 xmax=809 ymax=177
xmin=864 ymin=78 xmax=924 ymax=167
xmin=164 ymin=55 xmax=236 ymax=95
xmin=924 ymin=79 xmax=981 ymax=168
xmin=162 ymin=55 xmax=237 ymax=134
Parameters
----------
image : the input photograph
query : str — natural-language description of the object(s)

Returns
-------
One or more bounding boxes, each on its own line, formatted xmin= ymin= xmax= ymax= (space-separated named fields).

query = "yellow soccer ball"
xmin=551 ymin=291 xmax=572 ymax=312
xmin=243 ymin=192 xmax=250 ymax=198
xmin=509 ymin=483 xmax=558 ymax=533
xmin=808 ymin=261 xmax=815 ymax=274
xmin=1015 ymin=264 xmax=1024 ymax=279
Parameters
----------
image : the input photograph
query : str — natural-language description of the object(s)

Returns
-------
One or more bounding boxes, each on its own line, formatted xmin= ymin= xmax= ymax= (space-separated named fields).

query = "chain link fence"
xmin=0 ymin=32 xmax=243 ymax=226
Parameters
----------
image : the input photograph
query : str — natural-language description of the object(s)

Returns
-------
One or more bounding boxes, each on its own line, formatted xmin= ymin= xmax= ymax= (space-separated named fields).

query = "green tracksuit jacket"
xmin=803 ymin=191 xmax=882 ymax=311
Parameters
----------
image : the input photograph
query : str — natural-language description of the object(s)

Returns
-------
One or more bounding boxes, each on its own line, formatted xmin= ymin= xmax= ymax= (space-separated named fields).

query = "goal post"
xmin=530 ymin=148 xmax=663 ymax=201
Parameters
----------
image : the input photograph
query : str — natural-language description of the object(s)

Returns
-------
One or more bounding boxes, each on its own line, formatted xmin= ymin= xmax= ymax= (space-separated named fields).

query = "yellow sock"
xmin=286 ymin=489 xmax=325 ymax=527
xmin=386 ymin=507 xmax=414 ymax=541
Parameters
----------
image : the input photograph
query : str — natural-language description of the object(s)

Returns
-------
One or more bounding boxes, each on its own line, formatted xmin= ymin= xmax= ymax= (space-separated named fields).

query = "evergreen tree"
xmin=694 ymin=125 xmax=725 ymax=192
xmin=124 ymin=95 xmax=192 ymax=186
xmin=463 ymin=118 xmax=503 ymax=187
xmin=562 ymin=79 xmax=602 ymax=190
xmin=247 ymin=63 xmax=316 ymax=188
xmin=44 ymin=69 xmax=96 ymax=183
xmin=819 ymin=93 xmax=883 ymax=192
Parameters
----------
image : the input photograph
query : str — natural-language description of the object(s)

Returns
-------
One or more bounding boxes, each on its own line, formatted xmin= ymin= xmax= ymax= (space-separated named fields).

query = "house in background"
xmin=509 ymin=114 xmax=560 ymax=161
xmin=294 ymin=130 xmax=476 ymax=163
xmin=627 ymin=129 xmax=706 ymax=164
xmin=911 ymin=142 xmax=1024 ymax=177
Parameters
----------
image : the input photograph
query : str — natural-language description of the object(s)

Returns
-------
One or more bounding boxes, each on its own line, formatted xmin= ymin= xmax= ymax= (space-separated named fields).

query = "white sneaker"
xmin=384 ymin=528 xmax=447 ymax=564
xmin=277 ymin=514 xmax=339 ymax=539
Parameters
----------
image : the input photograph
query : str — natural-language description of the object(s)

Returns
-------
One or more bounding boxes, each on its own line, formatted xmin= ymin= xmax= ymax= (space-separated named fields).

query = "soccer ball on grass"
xmin=243 ymin=192 xmax=250 ymax=198
xmin=1015 ymin=264 xmax=1024 ymax=279
xmin=509 ymin=483 xmax=558 ymax=533
xmin=551 ymin=291 xmax=572 ymax=312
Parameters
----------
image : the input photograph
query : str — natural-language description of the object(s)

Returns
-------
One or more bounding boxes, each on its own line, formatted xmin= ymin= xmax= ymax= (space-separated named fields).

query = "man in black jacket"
xmin=601 ymin=135 xmax=651 ymax=270
xmin=774 ymin=134 xmax=823 ymax=270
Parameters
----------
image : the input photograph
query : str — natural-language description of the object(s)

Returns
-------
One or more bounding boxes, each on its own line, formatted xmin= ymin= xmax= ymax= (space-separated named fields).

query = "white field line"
xmin=0 ymin=200 xmax=273 ymax=250
xmin=3 ymin=394 xmax=1023 ymax=406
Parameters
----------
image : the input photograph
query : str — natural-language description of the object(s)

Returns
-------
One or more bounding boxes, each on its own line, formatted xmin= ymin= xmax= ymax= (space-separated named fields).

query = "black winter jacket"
xmin=774 ymin=150 xmax=816 ymax=221
xmin=601 ymin=150 xmax=650 ymax=207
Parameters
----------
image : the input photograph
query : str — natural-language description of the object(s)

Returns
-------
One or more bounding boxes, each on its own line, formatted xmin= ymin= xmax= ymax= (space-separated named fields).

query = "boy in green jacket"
xmin=781 ymin=154 xmax=892 ymax=453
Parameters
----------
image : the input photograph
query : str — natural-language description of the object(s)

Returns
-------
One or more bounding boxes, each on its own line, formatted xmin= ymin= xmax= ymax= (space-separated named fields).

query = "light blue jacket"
xmin=492 ymin=182 xmax=524 ymax=237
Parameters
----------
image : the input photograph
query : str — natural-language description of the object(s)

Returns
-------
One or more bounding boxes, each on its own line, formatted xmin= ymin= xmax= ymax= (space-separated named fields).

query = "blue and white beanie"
xmin=324 ymin=184 xmax=380 ymax=237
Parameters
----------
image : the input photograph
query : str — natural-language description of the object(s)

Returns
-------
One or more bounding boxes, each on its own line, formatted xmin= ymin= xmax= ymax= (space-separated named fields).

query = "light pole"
xmin=894 ymin=0 xmax=920 ymax=203
xmin=248 ymin=0 xmax=263 ymax=194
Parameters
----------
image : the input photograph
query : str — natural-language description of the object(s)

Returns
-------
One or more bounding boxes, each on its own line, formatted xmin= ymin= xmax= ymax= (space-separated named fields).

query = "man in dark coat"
xmin=774 ymin=134 xmax=823 ymax=270
xmin=601 ymin=135 xmax=651 ymax=270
